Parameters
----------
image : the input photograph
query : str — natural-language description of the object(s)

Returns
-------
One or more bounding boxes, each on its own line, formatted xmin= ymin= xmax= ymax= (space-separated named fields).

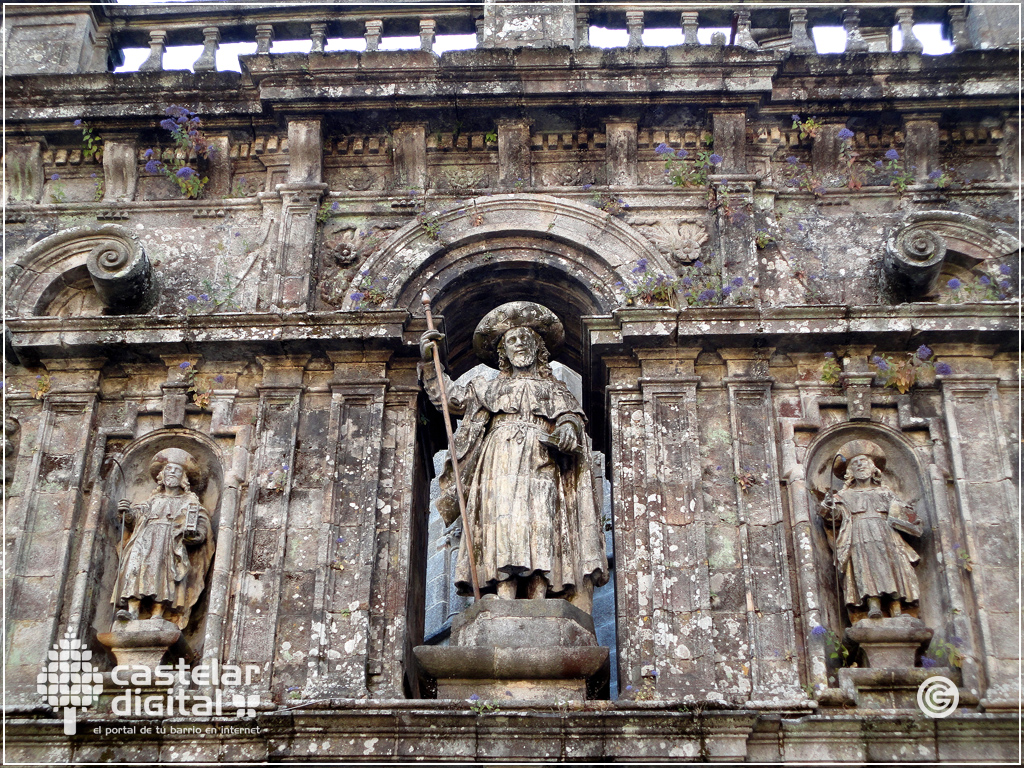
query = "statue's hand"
xmin=117 ymin=499 xmax=132 ymax=512
xmin=420 ymin=329 xmax=445 ymax=361
xmin=550 ymin=422 xmax=579 ymax=455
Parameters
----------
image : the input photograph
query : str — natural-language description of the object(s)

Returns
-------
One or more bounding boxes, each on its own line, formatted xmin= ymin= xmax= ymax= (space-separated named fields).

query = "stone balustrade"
xmin=86 ymin=4 xmax=974 ymax=74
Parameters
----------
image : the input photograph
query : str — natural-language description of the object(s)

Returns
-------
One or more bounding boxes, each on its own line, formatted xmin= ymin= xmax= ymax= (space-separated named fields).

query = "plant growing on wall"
xmin=656 ymin=136 xmax=721 ymax=188
xmin=870 ymin=345 xmax=952 ymax=393
xmin=74 ymin=119 xmax=102 ymax=162
xmin=791 ymin=114 xmax=823 ymax=140
xmin=143 ymin=105 xmax=213 ymax=199
xmin=940 ymin=266 xmax=1014 ymax=302
xmin=821 ymin=352 xmax=841 ymax=385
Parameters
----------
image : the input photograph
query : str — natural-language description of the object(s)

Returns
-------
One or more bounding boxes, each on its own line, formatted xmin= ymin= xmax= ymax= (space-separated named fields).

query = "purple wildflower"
xmin=654 ymin=142 xmax=673 ymax=155
xmin=468 ymin=694 xmax=479 ymax=701
xmin=50 ymin=173 xmax=60 ymax=181
xmin=812 ymin=624 xmax=827 ymax=636
xmin=625 ymin=685 xmax=634 ymax=692
xmin=633 ymin=258 xmax=648 ymax=273
xmin=698 ymin=289 xmax=716 ymax=302
xmin=837 ymin=128 xmax=855 ymax=140
xmin=979 ymin=275 xmax=991 ymax=285
xmin=952 ymin=542 xmax=961 ymax=550
xmin=709 ymin=153 xmax=723 ymax=165
xmin=199 ymin=293 xmax=210 ymax=301
xmin=928 ymin=169 xmax=942 ymax=180
xmin=179 ymin=361 xmax=191 ymax=369
xmin=921 ymin=657 xmax=937 ymax=668
xmin=144 ymin=159 xmax=162 ymax=173
xmin=331 ymin=201 xmax=340 ymax=211
xmin=73 ymin=119 xmax=83 ymax=126
xmin=916 ymin=345 xmax=932 ymax=361
xmin=350 ymin=292 xmax=365 ymax=302
xmin=682 ymin=277 xmax=693 ymax=287
xmin=582 ymin=183 xmax=593 ymax=190
xmin=159 ymin=118 xmax=178 ymax=132
xmin=693 ymin=260 xmax=704 ymax=269
xmin=786 ymin=155 xmax=800 ymax=165
xmin=675 ymin=148 xmax=689 ymax=159
xmin=885 ymin=149 xmax=899 ymax=161
xmin=144 ymin=148 xmax=154 ymax=159
xmin=721 ymin=285 xmax=733 ymax=297
xmin=731 ymin=277 xmax=744 ymax=288
xmin=186 ymin=295 xmax=197 ymax=302
xmin=791 ymin=114 xmax=801 ymax=122
xmin=999 ymin=279 xmax=1010 ymax=290
xmin=874 ymin=160 xmax=884 ymax=169
xmin=871 ymin=355 xmax=890 ymax=371
xmin=90 ymin=173 xmax=97 ymax=178
xmin=947 ymin=278 xmax=962 ymax=290
xmin=176 ymin=166 xmax=196 ymax=179
xmin=935 ymin=362 xmax=953 ymax=376
xmin=824 ymin=351 xmax=835 ymax=359
xmin=999 ymin=264 xmax=1011 ymax=276
xmin=214 ymin=374 xmax=225 ymax=383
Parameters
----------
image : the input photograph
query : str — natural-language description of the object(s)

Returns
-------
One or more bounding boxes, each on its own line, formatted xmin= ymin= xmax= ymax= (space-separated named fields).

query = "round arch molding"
xmin=342 ymin=193 xmax=670 ymax=376
xmin=6 ymin=224 xmax=154 ymax=317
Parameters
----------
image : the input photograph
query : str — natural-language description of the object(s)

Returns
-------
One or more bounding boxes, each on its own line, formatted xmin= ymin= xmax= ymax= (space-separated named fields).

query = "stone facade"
xmin=3 ymin=1 xmax=1020 ymax=762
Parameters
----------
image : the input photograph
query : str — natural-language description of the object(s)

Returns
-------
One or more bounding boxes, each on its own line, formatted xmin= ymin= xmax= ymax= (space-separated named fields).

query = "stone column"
xmin=903 ymin=116 xmax=940 ymax=182
xmin=605 ymin=120 xmax=637 ymax=187
xmin=5 ymin=141 xmax=44 ymax=203
xmin=310 ymin=23 xmax=327 ymax=54
xmin=634 ymin=348 xmax=720 ymax=699
xmin=365 ymin=19 xmax=383 ymax=52
xmin=712 ymin=111 xmax=747 ymax=174
xmin=419 ymin=19 xmax=436 ymax=52
xmin=894 ymin=8 xmax=923 ymax=53
xmin=303 ymin=351 xmax=391 ymax=698
xmin=227 ymin=355 xmax=308 ymax=701
xmin=939 ymin=354 xmax=1019 ymax=708
xmin=497 ymin=120 xmax=532 ymax=189
xmin=720 ymin=349 xmax=805 ymax=706
xmin=625 ymin=10 xmax=644 ymax=49
xmin=366 ymin=360 xmax=430 ymax=696
xmin=4 ymin=358 xmax=104 ymax=702
xmin=101 ymin=136 xmax=138 ymax=202
xmin=268 ymin=118 xmax=326 ymax=310
xmin=681 ymin=11 xmax=699 ymax=47
xmin=392 ymin=123 xmax=427 ymax=190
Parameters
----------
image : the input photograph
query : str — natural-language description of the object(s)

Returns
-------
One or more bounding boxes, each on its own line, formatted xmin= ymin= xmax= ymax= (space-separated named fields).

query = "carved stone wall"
xmin=3 ymin=1 xmax=1019 ymax=762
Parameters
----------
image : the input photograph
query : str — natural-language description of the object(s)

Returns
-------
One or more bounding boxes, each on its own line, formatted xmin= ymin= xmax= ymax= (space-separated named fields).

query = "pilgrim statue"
xmin=420 ymin=301 xmax=609 ymax=613
xmin=111 ymin=448 xmax=215 ymax=628
xmin=820 ymin=440 xmax=922 ymax=620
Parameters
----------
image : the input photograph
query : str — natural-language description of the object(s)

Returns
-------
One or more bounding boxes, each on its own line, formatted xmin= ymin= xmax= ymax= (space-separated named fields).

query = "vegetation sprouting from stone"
xmin=143 ymin=105 xmax=213 ymax=199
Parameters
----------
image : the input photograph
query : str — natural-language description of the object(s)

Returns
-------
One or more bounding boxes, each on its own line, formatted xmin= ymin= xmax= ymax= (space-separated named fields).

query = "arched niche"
xmin=90 ymin=429 xmax=224 ymax=664
xmin=6 ymin=224 xmax=154 ymax=317
xmin=804 ymin=423 xmax=953 ymax=668
xmin=344 ymin=193 xmax=669 ymax=377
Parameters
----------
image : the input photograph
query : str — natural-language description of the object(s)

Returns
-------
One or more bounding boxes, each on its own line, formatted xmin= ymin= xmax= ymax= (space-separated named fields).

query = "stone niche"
xmin=89 ymin=431 xmax=223 ymax=667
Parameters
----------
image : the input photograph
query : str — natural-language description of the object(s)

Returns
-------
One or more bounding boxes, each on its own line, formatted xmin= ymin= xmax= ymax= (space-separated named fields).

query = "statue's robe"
xmin=112 ymin=490 xmax=214 ymax=629
xmin=424 ymin=368 xmax=609 ymax=597
xmin=821 ymin=485 xmax=921 ymax=608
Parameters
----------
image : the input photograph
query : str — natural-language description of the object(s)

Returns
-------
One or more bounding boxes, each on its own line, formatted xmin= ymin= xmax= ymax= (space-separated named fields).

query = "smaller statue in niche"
xmin=111 ymin=448 xmax=215 ymax=628
xmin=820 ymin=441 xmax=922 ymax=620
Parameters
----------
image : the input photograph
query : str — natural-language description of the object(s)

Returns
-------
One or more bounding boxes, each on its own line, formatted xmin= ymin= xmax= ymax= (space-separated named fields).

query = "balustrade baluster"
xmin=420 ymin=19 xmax=436 ymax=53
xmin=680 ymin=11 xmax=699 ymax=47
xmin=789 ymin=9 xmax=815 ymax=54
xmin=626 ymin=10 xmax=644 ymax=49
xmin=310 ymin=23 xmax=327 ymax=54
xmin=843 ymin=8 xmax=869 ymax=53
xmin=947 ymin=7 xmax=970 ymax=52
xmin=365 ymin=19 xmax=383 ymax=52
xmin=193 ymin=27 xmax=220 ymax=72
xmin=255 ymin=24 xmax=274 ymax=55
xmin=733 ymin=9 xmax=758 ymax=50
xmin=139 ymin=30 xmax=167 ymax=71
xmin=895 ymin=7 xmax=923 ymax=53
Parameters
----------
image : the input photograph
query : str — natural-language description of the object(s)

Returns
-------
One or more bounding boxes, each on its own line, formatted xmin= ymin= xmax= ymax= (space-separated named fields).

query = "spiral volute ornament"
xmin=86 ymin=237 xmax=153 ymax=313
xmin=884 ymin=223 xmax=947 ymax=297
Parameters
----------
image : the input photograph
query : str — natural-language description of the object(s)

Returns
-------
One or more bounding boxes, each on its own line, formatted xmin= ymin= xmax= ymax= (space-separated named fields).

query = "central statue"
xmin=420 ymin=301 xmax=609 ymax=613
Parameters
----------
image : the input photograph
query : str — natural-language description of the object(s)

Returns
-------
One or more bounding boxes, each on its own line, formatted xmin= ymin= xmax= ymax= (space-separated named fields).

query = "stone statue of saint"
xmin=111 ymin=448 xmax=215 ymax=628
xmin=420 ymin=301 xmax=609 ymax=613
xmin=819 ymin=441 xmax=922 ymax=619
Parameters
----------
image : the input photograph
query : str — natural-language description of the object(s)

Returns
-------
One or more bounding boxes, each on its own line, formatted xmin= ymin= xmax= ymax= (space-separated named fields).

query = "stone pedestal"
xmin=97 ymin=618 xmax=180 ymax=670
xmin=414 ymin=598 xmax=609 ymax=702
xmin=839 ymin=616 xmax=947 ymax=710
xmin=844 ymin=615 xmax=932 ymax=669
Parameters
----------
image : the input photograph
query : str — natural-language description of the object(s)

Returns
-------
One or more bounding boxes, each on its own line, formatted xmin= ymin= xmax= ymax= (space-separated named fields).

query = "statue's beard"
xmin=508 ymin=350 xmax=535 ymax=369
